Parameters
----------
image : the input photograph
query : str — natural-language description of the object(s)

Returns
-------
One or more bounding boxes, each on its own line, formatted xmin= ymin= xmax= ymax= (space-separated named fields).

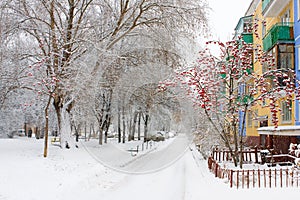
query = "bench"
xmin=51 ymin=137 xmax=61 ymax=144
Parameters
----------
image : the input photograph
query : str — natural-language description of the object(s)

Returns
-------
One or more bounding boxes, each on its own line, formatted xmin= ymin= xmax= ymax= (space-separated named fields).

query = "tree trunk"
xmin=60 ymin=108 xmax=73 ymax=148
xmin=233 ymin=120 xmax=239 ymax=167
xmin=122 ymin=105 xmax=126 ymax=143
xmin=102 ymin=113 xmax=111 ymax=143
xmin=118 ymin=103 xmax=121 ymax=143
xmin=144 ymin=111 xmax=149 ymax=142
xmin=84 ymin=122 xmax=87 ymax=141
xmin=138 ymin=111 xmax=141 ymax=140
xmin=99 ymin=127 xmax=103 ymax=145
xmin=128 ymin=116 xmax=132 ymax=141
xmin=53 ymin=99 xmax=73 ymax=149
xmin=131 ymin=111 xmax=138 ymax=141
xmin=43 ymin=96 xmax=52 ymax=157
xmin=103 ymin=121 xmax=107 ymax=143
xmin=239 ymin=105 xmax=248 ymax=168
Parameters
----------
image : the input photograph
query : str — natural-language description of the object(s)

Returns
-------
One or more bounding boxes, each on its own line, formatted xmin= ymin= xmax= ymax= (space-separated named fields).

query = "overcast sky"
xmin=206 ymin=0 xmax=254 ymax=42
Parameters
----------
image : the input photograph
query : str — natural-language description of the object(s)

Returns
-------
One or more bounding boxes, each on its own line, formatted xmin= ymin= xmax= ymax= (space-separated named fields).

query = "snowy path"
xmin=83 ymin=134 xmax=191 ymax=173
xmin=100 ymin=148 xmax=209 ymax=200
xmin=121 ymin=134 xmax=190 ymax=173
xmin=0 ymin=138 xmax=299 ymax=200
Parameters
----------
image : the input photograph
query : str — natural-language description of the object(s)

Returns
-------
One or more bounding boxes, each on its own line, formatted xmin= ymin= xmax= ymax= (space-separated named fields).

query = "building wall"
xmin=294 ymin=0 xmax=300 ymax=125
xmin=246 ymin=0 xmax=268 ymax=138
xmin=246 ymin=0 xmax=296 ymax=144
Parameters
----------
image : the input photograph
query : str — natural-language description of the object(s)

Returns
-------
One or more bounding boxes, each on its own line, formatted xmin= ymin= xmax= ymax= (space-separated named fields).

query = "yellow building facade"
xmin=244 ymin=0 xmax=297 ymax=151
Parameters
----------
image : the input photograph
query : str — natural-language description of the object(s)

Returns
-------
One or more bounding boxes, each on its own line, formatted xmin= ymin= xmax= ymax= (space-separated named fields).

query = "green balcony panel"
xmin=242 ymin=33 xmax=253 ymax=44
xmin=263 ymin=22 xmax=294 ymax=52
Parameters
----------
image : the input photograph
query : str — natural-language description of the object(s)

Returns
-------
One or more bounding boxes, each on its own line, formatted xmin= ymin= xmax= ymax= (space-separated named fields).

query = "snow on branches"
xmin=26 ymin=58 xmax=59 ymax=101
xmin=160 ymin=37 xmax=298 ymax=129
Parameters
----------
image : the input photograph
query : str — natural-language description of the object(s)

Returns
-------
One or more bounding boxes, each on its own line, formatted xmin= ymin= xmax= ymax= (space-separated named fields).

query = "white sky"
xmin=206 ymin=0 xmax=254 ymax=42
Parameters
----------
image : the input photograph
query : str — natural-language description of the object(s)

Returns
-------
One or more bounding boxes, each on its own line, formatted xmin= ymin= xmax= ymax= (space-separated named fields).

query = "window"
xmin=279 ymin=53 xmax=293 ymax=70
xmin=254 ymin=110 xmax=259 ymax=127
xmin=281 ymin=9 xmax=290 ymax=24
xmin=276 ymin=44 xmax=294 ymax=86
xmin=238 ymin=83 xmax=246 ymax=96
xmin=281 ymin=101 xmax=292 ymax=123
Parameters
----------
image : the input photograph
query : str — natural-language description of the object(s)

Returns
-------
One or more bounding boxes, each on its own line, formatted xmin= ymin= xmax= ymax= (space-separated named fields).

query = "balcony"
xmin=242 ymin=33 xmax=253 ymax=44
xmin=234 ymin=15 xmax=253 ymax=43
xmin=263 ymin=22 xmax=294 ymax=52
xmin=262 ymin=0 xmax=290 ymax=17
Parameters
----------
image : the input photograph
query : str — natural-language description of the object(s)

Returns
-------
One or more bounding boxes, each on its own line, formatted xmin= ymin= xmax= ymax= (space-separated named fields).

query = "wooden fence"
xmin=208 ymin=157 xmax=299 ymax=189
xmin=212 ymin=148 xmax=259 ymax=163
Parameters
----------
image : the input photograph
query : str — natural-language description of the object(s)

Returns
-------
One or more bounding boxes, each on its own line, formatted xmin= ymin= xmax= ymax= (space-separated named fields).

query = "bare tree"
xmin=1 ymin=0 xmax=209 ymax=149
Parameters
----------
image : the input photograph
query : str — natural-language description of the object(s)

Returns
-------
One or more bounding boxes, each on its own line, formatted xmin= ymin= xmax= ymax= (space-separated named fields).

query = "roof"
xmin=244 ymin=0 xmax=260 ymax=16
xmin=257 ymin=126 xmax=300 ymax=136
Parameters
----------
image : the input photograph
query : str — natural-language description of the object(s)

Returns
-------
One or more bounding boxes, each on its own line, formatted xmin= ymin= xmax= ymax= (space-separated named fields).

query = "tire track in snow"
xmin=0 ymin=195 xmax=7 ymax=200
xmin=181 ymin=160 xmax=187 ymax=200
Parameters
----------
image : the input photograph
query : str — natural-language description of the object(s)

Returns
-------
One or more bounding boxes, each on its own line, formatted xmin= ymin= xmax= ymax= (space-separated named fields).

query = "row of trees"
xmin=0 ymin=0 xmax=210 ymax=156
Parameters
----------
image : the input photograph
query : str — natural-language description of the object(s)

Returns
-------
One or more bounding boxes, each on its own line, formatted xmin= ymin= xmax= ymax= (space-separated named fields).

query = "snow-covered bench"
xmin=51 ymin=137 xmax=61 ymax=144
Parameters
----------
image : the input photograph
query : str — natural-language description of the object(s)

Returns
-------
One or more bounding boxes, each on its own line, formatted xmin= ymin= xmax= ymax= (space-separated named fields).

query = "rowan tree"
xmin=161 ymin=36 xmax=298 ymax=168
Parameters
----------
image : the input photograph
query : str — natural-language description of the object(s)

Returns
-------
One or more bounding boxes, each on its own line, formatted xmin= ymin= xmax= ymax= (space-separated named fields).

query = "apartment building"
xmin=234 ymin=0 xmax=300 ymax=153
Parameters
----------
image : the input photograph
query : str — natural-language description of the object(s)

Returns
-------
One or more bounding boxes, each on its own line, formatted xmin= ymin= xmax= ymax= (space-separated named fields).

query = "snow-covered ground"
xmin=0 ymin=136 xmax=299 ymax=200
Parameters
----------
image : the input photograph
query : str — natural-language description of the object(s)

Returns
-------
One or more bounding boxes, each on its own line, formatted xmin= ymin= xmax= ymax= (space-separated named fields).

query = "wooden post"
xmin=280 ymin=168 xmax=283 ymax=188
xmin=264 ymin=169 xmax=266 ymax=188
xmin=253 ymin=170 xmax=255 ymax=188
xmin=274 ymin=169 xmax=277 ymax=188
xmin=291 ymin=170 xmax=294 ymax=187
xmin=258 ymin=169 xmax=261 ymax=188
xmin=237 ymin=170 xmax=239 ymax=189
xmin=269 ymin=169 xmax=271 ymax=188
xmin=208 ymin=157 xmax=213 ymax=170
xmin=286 ymin=168 xmax=288 ymax=187
xmin=242 ymin=170 xmax=245 ymax=188
xmin=254 ymin=147 xmax=258 ymax=163
xmin=247 ymin=170 xmax=250 ymax=188
xmin=230 ymin=170 xmax=233 ymax=188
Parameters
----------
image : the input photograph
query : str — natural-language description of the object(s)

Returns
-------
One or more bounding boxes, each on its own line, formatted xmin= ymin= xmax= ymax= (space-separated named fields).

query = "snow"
xmin=0 ymin=137 xmax=299 ymax=200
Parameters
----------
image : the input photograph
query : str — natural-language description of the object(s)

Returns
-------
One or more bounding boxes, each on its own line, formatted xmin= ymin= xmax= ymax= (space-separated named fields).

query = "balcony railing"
xmin=263 ymin=22 xmax=294 ymax=52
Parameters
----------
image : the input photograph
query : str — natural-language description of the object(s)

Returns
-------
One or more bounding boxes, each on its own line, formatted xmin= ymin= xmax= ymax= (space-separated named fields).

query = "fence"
xmin=211 ymin=148 xmax=259 ymax=163
xmin=208 ymin=157 xmax=300 ymax=189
